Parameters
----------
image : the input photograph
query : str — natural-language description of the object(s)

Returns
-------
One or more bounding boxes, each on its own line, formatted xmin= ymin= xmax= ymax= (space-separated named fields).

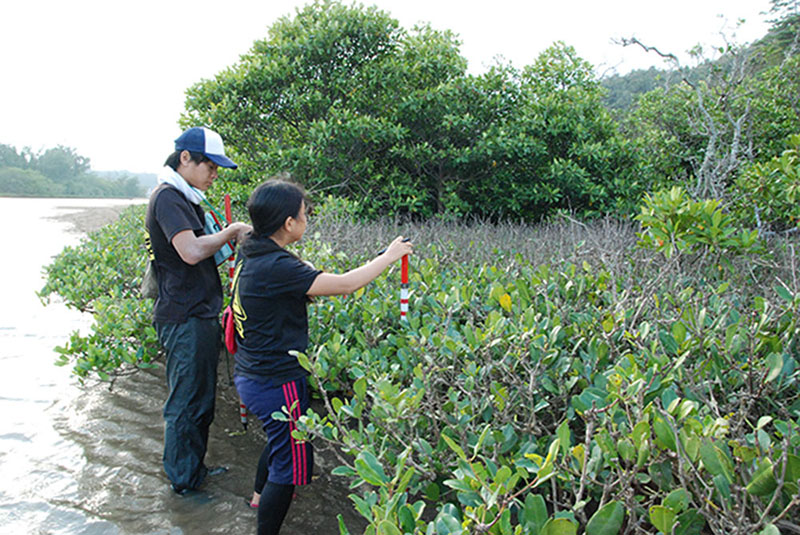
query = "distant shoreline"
xmin=43 ymin=199 xmax=148 ymax=234
xmin=0 ymin=194 xmax=147 ymax=200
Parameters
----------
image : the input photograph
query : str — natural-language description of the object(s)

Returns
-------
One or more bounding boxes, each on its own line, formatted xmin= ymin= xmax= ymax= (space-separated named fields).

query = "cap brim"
xmin=207 ymin=153 xmax=238 ymax=169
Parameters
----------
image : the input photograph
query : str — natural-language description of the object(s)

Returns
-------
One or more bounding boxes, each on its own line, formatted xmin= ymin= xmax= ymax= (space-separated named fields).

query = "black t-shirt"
xmin=232 ymin=242 xmax=321 ymax=386
xmin=145 ymin=184 xmax=222 ymax=323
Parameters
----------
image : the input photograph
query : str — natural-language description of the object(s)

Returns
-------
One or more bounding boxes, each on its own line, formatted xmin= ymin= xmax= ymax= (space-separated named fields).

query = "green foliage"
xmin=288 ymin=233 xmax=800 ymax=534
xmin=34 ymin=145 xmax=90 ymax=182
xmin=746 ymin=56 xmax=800 ymax=160
xmin=39 ymin=205 xmax=159 ymax=381
xmin=42 ymin=195 xmax=800 ymax=532
xmin=0 ymin=143 xmax=145 ymax=198
xmin=182 ymin=3 xmax=647 ymax=221
xmin=0 ymin=167 xmax=56 ymax=196
xmin=731 ymin=134 xmax=800 ymax=235
xmin=621 ymin=43 xmax=800 ymax=200
xmin=636 ymin=186 xmax=759 ymax=261
xmin=601 ymin=67 xmax=663 ymax=111
xmin=622 ymin=84 xmax=697 ymax=188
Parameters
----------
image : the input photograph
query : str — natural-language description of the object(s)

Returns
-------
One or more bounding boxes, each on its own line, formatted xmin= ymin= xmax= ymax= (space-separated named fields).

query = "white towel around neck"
xmin=157 ymin=166 xmax=207 ymax=205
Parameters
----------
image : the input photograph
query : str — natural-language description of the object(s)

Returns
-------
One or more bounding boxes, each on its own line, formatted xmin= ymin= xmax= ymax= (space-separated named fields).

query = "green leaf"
xmin=495 ymin=465 xmax=512 ymax=485
xmin=540 ymin=517 xmax=578 ymax=535
xmin=632 ymin=420 xmax=650 ymax=448
xmin=663 ymin=488 xmax=689 ymax=513
xmin=775 ymin=285 xmax=793 ymax=302
xmin=759 ymin=524 xmax=780 ymax=535
xmin=522 ymin=494 xmax=548 ymax=534
xmin=442 ymin=434 xmax=467 ymax=461
xmin=355 ymin=451 xmax=389 ymax=486
xmin=653 ymin=415 xmax=677 ymax=452
xmin=337 ymin=514 xmax=351 ymax=535
xmin=671 ymin=321 xmax=687 ymax=344
xmin=556 ymin=420 xmax=571 ymax=458
xmin=354 ymin=376 xmax=367 ymax=399
xmin=585 ymin=500 xmax=624 ymax=535
xmin=424 ymin=482 xmax=440 ymax=501
xmin=713 ymin=473 xmax=731 ymax=502
xmin=332 ymin=397 xmax=344 ymax=414
xmin=398 ymin=505 xmax=416 ymax=533
xmin=435 ymin=510 xmax=463 ymax=534
xmin=783 ymin=454 xmax=800 ymax=495
xmin=350 ymin=494 xmax=373 ymax=521
xmin=765 ymin=353 xmax=783 ymax=383
xmin=746 ymin=458 xmax=777 ymax=496
xmin=649 ymin=505 xmax=676 ymax=534
xmin=332 ymin=465 xmax=357 ymax=477
xmin=674 ymin=509 xmax=705 ymax=535
xmin=756 ymin=416 xmax=773 ymax=431
xmin=377 ymin=520 xmax=402 ymax=535
xmin=291 ymin=350 xmax=312 ymax=372
xmin=473 ymin=424 xmax=491 ymax=457
xmin=699 ymin=439 xmax=733 ymax=483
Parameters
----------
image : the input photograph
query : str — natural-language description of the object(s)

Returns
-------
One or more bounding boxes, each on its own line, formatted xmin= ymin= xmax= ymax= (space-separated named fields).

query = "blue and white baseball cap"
xmin=175 ymin=126 xmax=238 ymax=169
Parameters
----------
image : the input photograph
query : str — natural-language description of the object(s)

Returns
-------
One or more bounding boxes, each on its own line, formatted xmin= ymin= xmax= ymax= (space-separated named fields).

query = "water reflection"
xmin=0 ymin=198 xmax=364 ymax=535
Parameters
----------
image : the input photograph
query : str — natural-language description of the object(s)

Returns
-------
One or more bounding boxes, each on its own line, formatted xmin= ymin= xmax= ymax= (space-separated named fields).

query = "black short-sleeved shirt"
xmin=145 ymin=184 xmax=222 ymax=323
xmin=232 ymin=244 xmax=321 ymax=386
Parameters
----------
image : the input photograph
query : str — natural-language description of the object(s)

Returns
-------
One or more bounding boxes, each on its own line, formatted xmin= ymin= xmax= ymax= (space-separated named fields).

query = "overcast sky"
xmin=1 ymin=0 xmax=773 ymax=174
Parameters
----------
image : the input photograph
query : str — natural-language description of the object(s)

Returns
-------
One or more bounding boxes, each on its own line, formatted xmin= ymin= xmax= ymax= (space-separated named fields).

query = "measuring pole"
xmin=400 ymin=255 xmax=409 ymax=321
xmin=224 ymin=195 xmax=236 ymax=291
xmin=225 ymin=194 xmax=249 ymax=431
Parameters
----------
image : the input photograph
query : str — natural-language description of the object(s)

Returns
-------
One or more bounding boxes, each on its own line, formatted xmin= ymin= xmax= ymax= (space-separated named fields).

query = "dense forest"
xmin=41 ymin=1 xmax=800 ymax=534
xmin=0 ymin=143 xmax=147 ymax=197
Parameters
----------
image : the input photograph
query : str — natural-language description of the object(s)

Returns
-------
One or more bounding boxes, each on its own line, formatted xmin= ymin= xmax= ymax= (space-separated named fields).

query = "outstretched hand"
xmin=381 ymin=236 xmax=413 ymax=263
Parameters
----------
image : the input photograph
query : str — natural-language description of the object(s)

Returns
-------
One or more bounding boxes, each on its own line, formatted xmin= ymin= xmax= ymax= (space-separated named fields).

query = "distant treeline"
xmin=0 ymin=144 xmax=148 ymax=198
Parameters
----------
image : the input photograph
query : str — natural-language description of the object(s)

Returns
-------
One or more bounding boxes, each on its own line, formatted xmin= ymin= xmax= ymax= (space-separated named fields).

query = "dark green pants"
xmin=156 ymin=316 xmax=220 ymax=492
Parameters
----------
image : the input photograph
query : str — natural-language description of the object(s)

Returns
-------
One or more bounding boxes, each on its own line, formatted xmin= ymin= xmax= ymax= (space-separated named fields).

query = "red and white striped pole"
xmin=225 ymin=194 xmax=248 ymax=431
xmin=224 ymin=194 xmax=235 ymax=292
xmin=400 ymin=254 xmax=409 ymax=321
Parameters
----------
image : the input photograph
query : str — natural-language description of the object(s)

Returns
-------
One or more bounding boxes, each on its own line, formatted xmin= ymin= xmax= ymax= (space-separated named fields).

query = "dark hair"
xmin=246 ymin=178 xmax=307 ymax=237
xmin=163 ymin=150 xmax=210 ymax=171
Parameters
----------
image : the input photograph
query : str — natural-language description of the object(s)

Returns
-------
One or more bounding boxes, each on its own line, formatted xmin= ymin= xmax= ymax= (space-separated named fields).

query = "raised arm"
xmin=307 ymin=236 xmax=413 ymax=297
xmin=172 ymin=222 xmax=252 ymax=265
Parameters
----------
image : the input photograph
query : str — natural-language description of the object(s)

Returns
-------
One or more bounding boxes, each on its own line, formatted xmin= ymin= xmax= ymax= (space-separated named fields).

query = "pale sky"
xmin=1 ymin=0 xmax=772 ymax=174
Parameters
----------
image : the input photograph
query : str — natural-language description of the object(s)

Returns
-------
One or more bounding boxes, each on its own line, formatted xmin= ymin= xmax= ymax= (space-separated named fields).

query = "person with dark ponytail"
xmin=231 ymin=178 xmax=413 ymax=535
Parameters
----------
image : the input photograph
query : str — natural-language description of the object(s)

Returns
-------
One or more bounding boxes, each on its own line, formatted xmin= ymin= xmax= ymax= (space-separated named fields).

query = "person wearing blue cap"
xmin=145 ymin=126 xmax=252 ymax=494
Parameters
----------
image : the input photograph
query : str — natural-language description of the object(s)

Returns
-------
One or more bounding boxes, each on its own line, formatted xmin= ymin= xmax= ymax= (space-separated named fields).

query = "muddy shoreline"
xmin=48 ymin=201 xmax=142 ymax=233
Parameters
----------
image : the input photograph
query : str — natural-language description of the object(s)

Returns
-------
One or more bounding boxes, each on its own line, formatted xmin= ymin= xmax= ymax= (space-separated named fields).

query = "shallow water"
xmin=0 ymin=198 xmax=364 ymax=535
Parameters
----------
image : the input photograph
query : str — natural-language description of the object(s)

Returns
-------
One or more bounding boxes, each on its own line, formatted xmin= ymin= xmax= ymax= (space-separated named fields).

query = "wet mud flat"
xmin=61 ymin=359 xmax=368 ymax=534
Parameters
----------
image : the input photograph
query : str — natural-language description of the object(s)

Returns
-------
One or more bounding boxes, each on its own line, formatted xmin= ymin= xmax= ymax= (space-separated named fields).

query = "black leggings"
xmin=254 ymin=446 xmax=269 ymax=493
xmin=258 ymin=481 xmax=295 ymax=535
xmin=255 ymin=444 xmax=294 ymax=534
